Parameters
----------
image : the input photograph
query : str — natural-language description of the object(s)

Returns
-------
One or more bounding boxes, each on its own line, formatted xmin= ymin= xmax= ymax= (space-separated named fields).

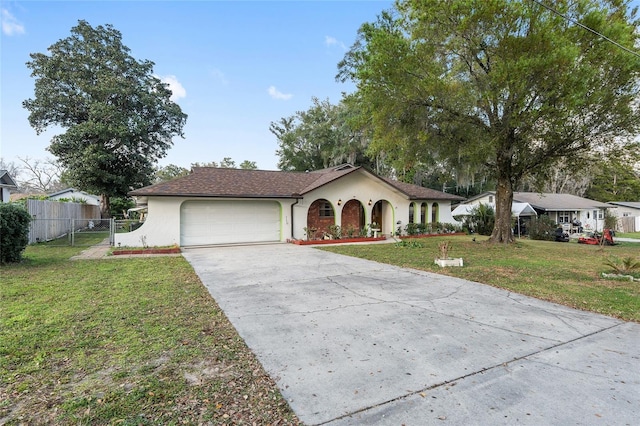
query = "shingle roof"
xmin=607 ymin=201 xmax=640 ymax=209
xmin=129 ymin=164 xmax=463 ymax=201
xmin=0 ymin=170 xmax=18 ymax=189
xmin=512 ymin=192 xmax=611 ymax=210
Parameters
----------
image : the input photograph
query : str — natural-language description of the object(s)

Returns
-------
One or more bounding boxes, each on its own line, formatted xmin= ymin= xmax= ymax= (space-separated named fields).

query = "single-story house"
xmin=0 ymin=170 xmax=18 ymax=203
xmin=607 ymin=201 xmax=640 ymax=233
xmin=463 ymin=191 xmax=612 ymax=232
xmin=48 ymin=188 xmax=101 ymax=206
xmin=115 ymin=164 xmax=464 ymax=247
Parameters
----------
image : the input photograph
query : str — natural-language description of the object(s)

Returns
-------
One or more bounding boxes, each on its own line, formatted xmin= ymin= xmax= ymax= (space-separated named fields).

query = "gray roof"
xmin=512 ymin=192 xmax=611 ymax=211
xmin=0 ymin=170 xmax=18 ymax=189
xmin=607 ymin=201 xmax=640 ymax=210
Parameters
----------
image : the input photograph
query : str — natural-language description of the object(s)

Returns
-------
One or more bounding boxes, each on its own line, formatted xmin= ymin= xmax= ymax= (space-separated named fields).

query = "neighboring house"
xmin=48 ymin=188 xmax=100 ymax=206
xmin=607 ymin=201 xmax=640 ymax=232
xmin=115 ymin=164 xmax=464 ymax=247
xmin=462 ymin=191 xmax=611 ymax=232
xmin=0 ymin=170 xmax=18 ymax=203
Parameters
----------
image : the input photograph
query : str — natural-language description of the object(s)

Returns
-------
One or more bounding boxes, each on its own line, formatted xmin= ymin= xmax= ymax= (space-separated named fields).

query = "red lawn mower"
xmin=577 ymin=229 xmax=616 ymax=246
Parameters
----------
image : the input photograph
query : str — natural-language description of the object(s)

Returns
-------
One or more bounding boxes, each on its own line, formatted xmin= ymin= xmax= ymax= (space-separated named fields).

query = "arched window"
xmin=421 ymin=203 xmax=427 ymax=224
xmin=431 ymin=203 xmax=439 ymax=223
xmin=409 ymin=202 xmax=416 ymax=223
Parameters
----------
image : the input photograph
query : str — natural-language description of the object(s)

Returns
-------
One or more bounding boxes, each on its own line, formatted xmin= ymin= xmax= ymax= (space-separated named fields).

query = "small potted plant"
xmin=434 ymin=240 xmax=463 ymax=267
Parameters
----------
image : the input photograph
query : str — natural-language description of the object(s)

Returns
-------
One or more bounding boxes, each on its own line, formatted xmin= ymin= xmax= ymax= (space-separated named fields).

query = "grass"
xmin=616 ymin=231 xmax=640 ymax=239
xmin=321 ymin=235 xmax=640 ymax=322
xmin=1 ymin=238 xmax=300 ymax=425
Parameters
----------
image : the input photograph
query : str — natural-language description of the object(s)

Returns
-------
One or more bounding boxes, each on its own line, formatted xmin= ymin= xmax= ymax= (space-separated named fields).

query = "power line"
xmin=529 ymin=0 xmax=640 ymax=59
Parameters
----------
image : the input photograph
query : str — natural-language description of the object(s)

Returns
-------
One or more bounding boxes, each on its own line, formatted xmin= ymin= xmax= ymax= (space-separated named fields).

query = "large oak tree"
xmin=338 ymin=0 xmax=640 ymax=242
xmin=23 ymin=20 xmax=187 ymax=217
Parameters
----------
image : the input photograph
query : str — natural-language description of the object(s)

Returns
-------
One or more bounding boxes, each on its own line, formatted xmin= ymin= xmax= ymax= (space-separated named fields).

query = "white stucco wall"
xmin=114 ymin=196 xmax=296 ymax=247
xmin=290 ymin=171 xmax=457 ymax=239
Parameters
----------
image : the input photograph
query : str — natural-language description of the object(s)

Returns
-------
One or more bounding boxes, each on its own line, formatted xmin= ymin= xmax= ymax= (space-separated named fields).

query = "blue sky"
xmin=1 ymin=0 xmax=393 ymax=171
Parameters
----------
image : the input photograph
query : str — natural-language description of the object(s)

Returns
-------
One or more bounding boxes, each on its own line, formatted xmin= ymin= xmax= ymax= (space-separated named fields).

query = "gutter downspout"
xmin=290 ymin=197 xmax=300 ymax=239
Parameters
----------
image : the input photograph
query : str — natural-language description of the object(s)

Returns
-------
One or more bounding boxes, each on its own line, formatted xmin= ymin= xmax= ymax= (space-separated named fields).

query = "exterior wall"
xmin=114 ymin=196 xmax=296 ymax=247
xmin=291 ymin=171 xmax=458 ymax=239
xmin=1 ymin=187 xmax=10 ymax=203
xmin=49 ymin=190 xmax=100 ymax=205
xmin=609 ymin=205 xmax=640 ymax=217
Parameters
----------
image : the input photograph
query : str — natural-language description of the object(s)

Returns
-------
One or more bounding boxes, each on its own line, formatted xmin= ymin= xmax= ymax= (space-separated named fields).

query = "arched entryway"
xmin=307 ymin=199 xmax=335 ymax=239
xmin=371 ymin=200 xmax=394 ymax=236
xmin=341 ymin=199 xmax=365 ymax=236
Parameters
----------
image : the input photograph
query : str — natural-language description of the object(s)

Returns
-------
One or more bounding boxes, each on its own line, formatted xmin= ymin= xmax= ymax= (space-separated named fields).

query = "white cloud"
xmin=2 ymin=9 xmax=25 ymax=36
xmin=159 ymin=75 xmax=186 ymax=102
xmin=268 ymin=85 xmax=292 ymax=100
xmin=325 ymin=35 xmax=346 ymax=50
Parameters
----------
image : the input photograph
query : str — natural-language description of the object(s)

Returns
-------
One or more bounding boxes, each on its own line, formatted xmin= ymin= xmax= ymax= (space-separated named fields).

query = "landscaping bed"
xmin=111 ymin=246 xmax=182 ymax=255
xmin=288 ymin=236 xmax=387 ymax=245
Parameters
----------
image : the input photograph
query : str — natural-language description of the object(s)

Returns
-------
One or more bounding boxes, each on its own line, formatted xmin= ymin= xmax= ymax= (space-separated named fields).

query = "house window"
xmin=319 ymin=202 xmax=334 ymax=217
xmin=623 ymin=212 xmax=630 ymax=217
xmin=409 ymin=202 xmax=415 ymax=223
xmin=558 ymin=211 xmax=571 ymax=223
xmin=421 ymin=203 xmax=427 ymax=224
xmin=597 ymin=210 xmax=604 ymax=220
xmin=432 ymin=203 xmax=439 ymax=223
xmin=488 ymin=195 xmax=494 ymax=203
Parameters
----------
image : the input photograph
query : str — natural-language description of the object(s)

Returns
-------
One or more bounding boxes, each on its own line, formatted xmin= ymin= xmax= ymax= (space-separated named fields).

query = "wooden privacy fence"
xmin=27 ymin=199 xmax=103 ymax=244
xmin=617 ymin=216 xmax=638 ymax=233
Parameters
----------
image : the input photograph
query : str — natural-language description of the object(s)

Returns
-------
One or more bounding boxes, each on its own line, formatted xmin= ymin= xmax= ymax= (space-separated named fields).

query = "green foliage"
xmin=404 ymin=223 xmax=420 ymax=236
xmin=394 ymin=239 xmax=424 ymax=248
xmin=154 ymin=164 xmax=189 ymax=183
xmin=271 ymin=97 xmax=376 ymax=171
xmin=466 ymin=204 xmax=495 ymax=236
xmin=529 ymin=215 xmax=557 ymax=241
xmin=327 ymin=224 xmax=342 ymax=239
xmin=109 ymin=197 xmax=135 ymax=219
xmin=23 ymin=20 xmax=187 ymax=217
xmin=338 ymin=0 xmax=640 ymax=242
xmin=584 ymin=144 xmax=640 ymax=202
xmin=0 ymin=203 xmax=31 ymax=263
xmin=603 ymin=256 xmax=640 ymax=275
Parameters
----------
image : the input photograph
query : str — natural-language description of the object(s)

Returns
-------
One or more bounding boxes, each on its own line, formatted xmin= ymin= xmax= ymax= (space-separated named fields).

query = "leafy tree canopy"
xmin=271 ymin=97 xmax=376 ymax=172
xmin=338 ymin=0 xmax=640 ymax=242
xmin=23 ymin=20 xmax=187 ymax=217
xmin=585 ymin=143 xmax=640 ymax=202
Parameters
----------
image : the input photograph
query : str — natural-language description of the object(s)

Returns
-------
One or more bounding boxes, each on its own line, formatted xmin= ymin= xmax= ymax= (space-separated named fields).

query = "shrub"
xmin=529 ymin=215 xmax=557 ymax=241
xmin=468 ymin=204 xmax=495 ymax=236
xmin=0 ymin=203 xmax=32 ymax=263
xmin=327 ymin=224 xmax=342 ymax=239
xmin=404 ymin=223 xmax=420 ymax=235
xmin=603 ymin=256 xmax=640 ymax=275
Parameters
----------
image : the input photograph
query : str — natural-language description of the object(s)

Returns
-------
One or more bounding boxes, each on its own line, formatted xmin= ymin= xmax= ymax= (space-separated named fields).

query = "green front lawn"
xmin=322 ymin=235 xmax=640 ymax=322
xmin=1 ymin=240 xmax=299 ymax=425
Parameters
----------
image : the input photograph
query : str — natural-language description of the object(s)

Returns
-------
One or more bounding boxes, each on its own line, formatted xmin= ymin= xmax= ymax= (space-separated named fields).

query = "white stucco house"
xmin=48 ymin=188 xmax=101 ymax=206
xmin=0 ymin=170 xmax=18 ymax=203
xmin=115 ymin=164 xmax=464 ymax=247
xmin=462 ymin=191 xmax=612 ymax=232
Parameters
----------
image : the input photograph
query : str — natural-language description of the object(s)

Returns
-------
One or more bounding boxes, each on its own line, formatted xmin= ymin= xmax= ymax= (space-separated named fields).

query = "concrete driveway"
xmin=182 ymin=244 xmax=639 ymax=425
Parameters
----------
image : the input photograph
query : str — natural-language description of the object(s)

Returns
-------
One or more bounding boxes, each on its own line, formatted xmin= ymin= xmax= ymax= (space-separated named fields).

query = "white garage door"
xmin=180 ymin=200 xmax=281 ymax=246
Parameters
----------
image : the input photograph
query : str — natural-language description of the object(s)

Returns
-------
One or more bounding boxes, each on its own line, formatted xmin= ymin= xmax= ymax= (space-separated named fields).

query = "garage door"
xmin=180 ymin=200 xmax=281 ymax=246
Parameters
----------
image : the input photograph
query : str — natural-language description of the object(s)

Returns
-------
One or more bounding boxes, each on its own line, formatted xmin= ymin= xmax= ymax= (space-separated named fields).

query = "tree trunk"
xmin=489 ymin=176 xmax=514 ymax=243
xmin=100 ymin=194 xmax=111 ymax=218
